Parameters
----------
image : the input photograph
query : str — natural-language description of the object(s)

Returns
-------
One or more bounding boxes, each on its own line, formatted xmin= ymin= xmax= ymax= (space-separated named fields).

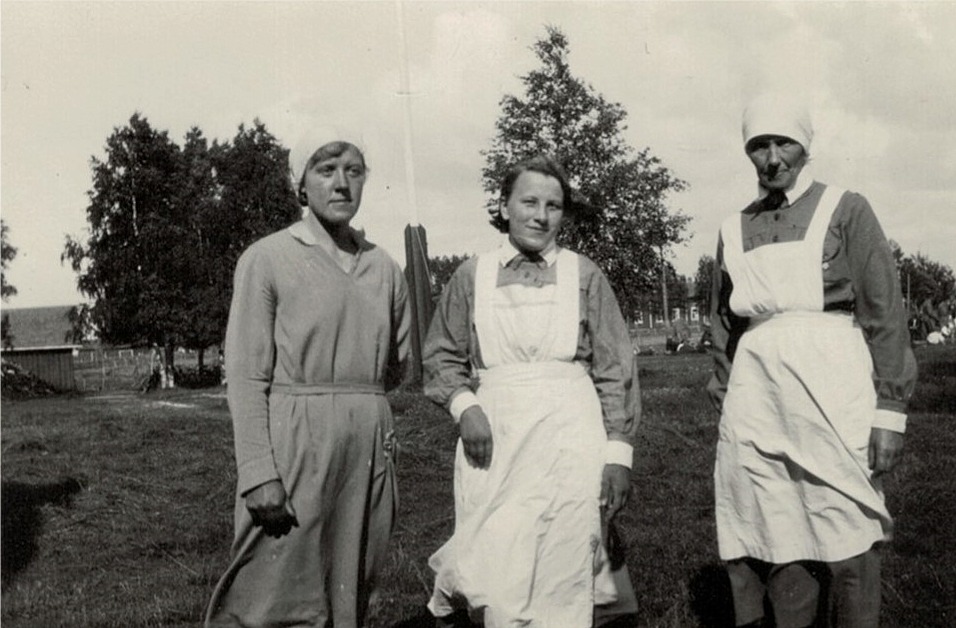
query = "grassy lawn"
xmin=2 ymin=346 xmax=954 ymax=627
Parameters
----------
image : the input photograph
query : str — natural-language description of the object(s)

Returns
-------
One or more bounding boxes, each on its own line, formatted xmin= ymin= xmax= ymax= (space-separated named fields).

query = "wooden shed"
xmin=2 ymin=345 xmax=80 ymax=391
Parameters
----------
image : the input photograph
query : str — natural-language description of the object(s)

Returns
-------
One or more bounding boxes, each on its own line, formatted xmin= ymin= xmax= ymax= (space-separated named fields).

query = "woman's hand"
xmin=869 ymin=427 xmax=904 ymax=478
xmin=601 ymin=464 xmax=631 ymax=521
xmin=244 ymin=479 xmax=299 ymax=538
xmin=459 ymin=405 xmax=494 ymax=469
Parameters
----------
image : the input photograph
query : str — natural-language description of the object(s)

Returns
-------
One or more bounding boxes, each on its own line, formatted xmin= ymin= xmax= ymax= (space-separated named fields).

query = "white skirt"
xmin=428 ymin=362 xmax=616 ymax=627
xmin=715 ymin=312 xmax=892 ymax=563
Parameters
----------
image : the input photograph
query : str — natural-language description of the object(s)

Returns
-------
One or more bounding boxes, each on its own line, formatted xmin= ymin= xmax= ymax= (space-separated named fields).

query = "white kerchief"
xmin=289 ymin=124 xmax=366 ymax=192
xmin=742 ymin=93 xmax=813 ymax=152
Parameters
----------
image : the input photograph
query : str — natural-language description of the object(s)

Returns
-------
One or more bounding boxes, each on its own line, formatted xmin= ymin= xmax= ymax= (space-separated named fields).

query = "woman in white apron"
xmin=708 ymin=95 xmax=917 ymax=628
xmin=422 ymin=156 xmax=640 ymax=627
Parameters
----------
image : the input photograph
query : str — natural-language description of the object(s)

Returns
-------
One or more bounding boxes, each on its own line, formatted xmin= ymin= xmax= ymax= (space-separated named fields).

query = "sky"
xmin=2 ymin=0 xmax=955 ymax=309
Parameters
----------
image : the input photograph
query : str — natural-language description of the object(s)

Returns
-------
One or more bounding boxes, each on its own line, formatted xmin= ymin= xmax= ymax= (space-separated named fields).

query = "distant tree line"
xmin=890 ymin=241 xmax=956 ymax=339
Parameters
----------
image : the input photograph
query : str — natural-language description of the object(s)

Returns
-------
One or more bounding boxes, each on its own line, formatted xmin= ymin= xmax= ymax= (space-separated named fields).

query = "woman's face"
xmin=501 ymin=170 xmax=566 ymax=254
xmin=746 ymin=134 xmax=807 ymax=191
xmin=301 ymin=145 xmax=366 ymax=226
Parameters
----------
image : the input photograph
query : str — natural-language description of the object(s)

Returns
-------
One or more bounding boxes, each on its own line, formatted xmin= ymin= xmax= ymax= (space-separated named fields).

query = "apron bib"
xmin=715 ymin=185 xmax=892 ymax=563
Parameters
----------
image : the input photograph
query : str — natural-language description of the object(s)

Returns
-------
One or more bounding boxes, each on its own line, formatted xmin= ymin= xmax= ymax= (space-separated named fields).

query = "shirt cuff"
xmin=606 ymin=440 xmax=633 ymax=469
xmin=237 ymin=456 xmax=280 ymax=497
xmin=449 ymin=390 xmax=480 ymax=423
xmin=873 ymin=409 xmax=907 ymax=433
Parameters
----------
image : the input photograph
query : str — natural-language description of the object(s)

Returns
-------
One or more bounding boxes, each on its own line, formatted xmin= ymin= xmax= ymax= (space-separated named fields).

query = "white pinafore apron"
xmin=715 ymin=185 xmax=892 ymax=564
xmin=427 ymin=248 xmax=617 ymax=627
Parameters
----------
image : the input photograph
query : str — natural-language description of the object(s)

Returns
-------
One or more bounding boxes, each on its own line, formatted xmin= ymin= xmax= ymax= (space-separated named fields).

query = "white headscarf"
xmin=742 ymin=93 xmax=813 ymax=152
xmin=289 ymin=124 xmax=366 ymax=194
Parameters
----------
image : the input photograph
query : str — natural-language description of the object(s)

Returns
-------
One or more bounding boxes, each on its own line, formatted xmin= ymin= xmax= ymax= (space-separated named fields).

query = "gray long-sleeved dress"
xmin=206 ymin=212 xmax=411 ymax=628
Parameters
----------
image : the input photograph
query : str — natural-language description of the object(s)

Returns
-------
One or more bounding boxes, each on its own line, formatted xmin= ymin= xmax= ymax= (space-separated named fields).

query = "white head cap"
xmin=289 ymin=124 xmax=366 ymax=193
xmin=742 ymin=93 xmax=813 ymax=152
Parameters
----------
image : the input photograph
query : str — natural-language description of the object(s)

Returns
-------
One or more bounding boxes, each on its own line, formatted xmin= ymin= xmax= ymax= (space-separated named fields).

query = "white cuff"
xmin=873 ymin=409 xmax=907 ymax=433
xmin=449 ymin=391 xmax=480 ymax=423
xmin=606 ymin=440 xmax=633 ymax=469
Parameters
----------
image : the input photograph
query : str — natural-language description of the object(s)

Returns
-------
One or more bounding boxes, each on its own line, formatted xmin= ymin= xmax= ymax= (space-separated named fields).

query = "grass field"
xmin=2 ymin=346 xmax=954 ymax=627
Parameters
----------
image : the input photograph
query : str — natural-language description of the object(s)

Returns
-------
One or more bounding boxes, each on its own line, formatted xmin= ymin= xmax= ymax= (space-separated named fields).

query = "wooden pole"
xmin=404 ymin=225 xmax=434 ymax=382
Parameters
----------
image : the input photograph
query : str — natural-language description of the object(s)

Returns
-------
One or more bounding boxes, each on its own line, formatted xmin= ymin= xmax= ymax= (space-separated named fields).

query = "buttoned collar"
xmin=497 ymin=238 xmax=559 ymax=268
xmin=755 ymin=167 xmax=815 ymax=206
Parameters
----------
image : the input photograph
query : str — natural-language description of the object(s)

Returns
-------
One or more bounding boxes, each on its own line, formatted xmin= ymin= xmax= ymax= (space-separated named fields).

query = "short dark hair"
xmin=489 ymin=155 xmax=575 ymax=233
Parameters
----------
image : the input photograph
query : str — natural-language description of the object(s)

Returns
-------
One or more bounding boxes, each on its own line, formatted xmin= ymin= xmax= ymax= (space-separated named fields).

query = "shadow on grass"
xmin=689 ymin=563 xmax=735 ymax=628
xmin=1 ymin=477 xmax=82 ymax=588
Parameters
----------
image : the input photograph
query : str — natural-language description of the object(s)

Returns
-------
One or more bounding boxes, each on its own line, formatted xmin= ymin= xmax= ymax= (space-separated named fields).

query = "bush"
xmin=171 ymin=365 xmax=222 ymax=389
xmin=1 ymin=359 xmax=59 ymax=399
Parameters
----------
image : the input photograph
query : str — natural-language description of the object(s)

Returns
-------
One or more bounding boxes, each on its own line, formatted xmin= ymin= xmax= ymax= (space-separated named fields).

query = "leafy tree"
xmin=694 ymin=254 xmax=716 ymax=315
xmin=481 ymin=26 xmax=689 ymax=319
xmin=884 ymin=242 xmax=953 ymax=338
xmin=429 ymin=254 xmax=472 ymax=301
xmin=65 ymin=304 xmax=96 ymax=345
xmin=203 ymin=121 xmax=299 ymax=363
xmin=172 ymin=127 xmax=225 ymax=367
xmin=63 ymin=115 xmax=298 ymax=374
xmin=888 ymin=239 xmax=905 ymax=268
xmin=1 ymin=314 xmax=11 ymax=349
xmin=63 ymin=113 xmax=185 ymax=361
xmin=899 ymin=252 xmax=954 ymax=308
xmin=1 ymin=219 xmax=17 ymax=301
xmin=1 ymin=220 xmax=17 ymax=348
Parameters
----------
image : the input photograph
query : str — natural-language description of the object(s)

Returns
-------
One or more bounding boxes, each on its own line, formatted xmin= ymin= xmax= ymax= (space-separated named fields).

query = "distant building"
xmin=1 ymin=305 xmax=83 ymax=390
xmin=630 ymin=279 xmax=708 ymax=330
xmin=2 ymin=345 xmax=79 ymax=390
xmin=1 ymin=305 xmax=80 ymax=347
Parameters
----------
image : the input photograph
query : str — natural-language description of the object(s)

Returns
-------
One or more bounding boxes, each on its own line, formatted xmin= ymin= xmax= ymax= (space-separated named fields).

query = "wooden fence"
xmin=73 ymin=347 xmax=208 ymax=392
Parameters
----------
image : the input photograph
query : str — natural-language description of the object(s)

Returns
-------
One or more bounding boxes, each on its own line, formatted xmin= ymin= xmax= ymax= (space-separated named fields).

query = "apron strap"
xmin=473 ymin=251 xmax=501 ymax=366
xmin=805 ymin=184 xmax=845 ymax=253
xmin=552 ymin=250 xmax=580 ymax=361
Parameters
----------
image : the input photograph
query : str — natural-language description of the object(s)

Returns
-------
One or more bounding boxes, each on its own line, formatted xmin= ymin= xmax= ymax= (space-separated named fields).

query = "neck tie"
xmin=762 ymin=190 xmax=787 ymax=211
xmin=512 ymin=252 xmax=546 ymax=268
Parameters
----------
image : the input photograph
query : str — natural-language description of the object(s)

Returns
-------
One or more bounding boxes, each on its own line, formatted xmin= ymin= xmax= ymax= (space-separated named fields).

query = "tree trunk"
xmin=164 ymin=342 xmax=176 ymax=388
xmin=660 ymin=245 xmax=670 ymax=328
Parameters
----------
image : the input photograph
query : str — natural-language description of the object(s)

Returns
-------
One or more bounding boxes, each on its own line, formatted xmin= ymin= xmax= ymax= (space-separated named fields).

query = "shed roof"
xmin=1 ymin=305 xmax=79 ymax=348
